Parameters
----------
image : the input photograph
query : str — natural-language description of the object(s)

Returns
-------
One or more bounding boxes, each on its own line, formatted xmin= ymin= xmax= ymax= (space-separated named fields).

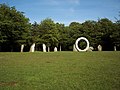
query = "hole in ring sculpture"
xmin=75 ymin=37 xmax=89 ymax=51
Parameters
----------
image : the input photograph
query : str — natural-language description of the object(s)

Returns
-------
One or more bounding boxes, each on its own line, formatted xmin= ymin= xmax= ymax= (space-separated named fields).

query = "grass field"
xmin=0 ymin=51 xmax=120 ymax=90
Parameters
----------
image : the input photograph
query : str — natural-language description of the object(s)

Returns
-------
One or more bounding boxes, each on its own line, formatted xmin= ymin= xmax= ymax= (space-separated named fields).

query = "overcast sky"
xmin=0 ymin=0 xmax=120 ymax=25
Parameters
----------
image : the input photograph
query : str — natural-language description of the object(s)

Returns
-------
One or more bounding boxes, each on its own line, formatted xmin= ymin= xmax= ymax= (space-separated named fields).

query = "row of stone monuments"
xmin=27 ymin=44 xmax=101 ymax=52
xmin=20 ymin=43 xmax=116 ymax=52
xmin=20 ymin=37 xmax=117 ymax=52
xmin=73 ymin=45 xmax=102 ymax=52
xmin=42 ymin=44 xmax=58 ymax=52
xmin=73 ymin=37 xmax=116 ymax=52
xmin=20 ymin=43 xmax=59 ymax=52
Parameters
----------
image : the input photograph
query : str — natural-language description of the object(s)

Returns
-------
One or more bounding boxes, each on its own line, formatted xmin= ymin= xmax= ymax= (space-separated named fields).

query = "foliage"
xmin=97 ymin=18 xmax=116 ymax=50
xmin=0 ymin=4 xmax=120 ymax=51
xmin=39 ymin=18 xmax=59 ymax=48
xmin=0 ymin=4 xmax=30 ymax=51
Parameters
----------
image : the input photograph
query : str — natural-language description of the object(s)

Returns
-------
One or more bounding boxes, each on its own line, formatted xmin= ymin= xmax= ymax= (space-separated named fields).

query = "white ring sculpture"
xmin=75 ymin=37 xmax=89 ymax=51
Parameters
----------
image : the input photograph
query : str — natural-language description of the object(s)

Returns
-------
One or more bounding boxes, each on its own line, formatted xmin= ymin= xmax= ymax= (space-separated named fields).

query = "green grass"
xmin=0 ymin=51 xmax=120 ymax=90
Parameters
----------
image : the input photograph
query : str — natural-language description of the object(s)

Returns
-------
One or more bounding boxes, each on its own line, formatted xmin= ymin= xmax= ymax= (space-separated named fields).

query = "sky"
xmin=0 ymin=0 xmax=120 ymax=25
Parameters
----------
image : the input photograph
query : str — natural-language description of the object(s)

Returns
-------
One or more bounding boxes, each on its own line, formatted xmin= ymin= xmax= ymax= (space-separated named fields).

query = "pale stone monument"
xmin=43 ymin=44 xmax=46 ymax=52
xmin=54 ymin=47 xmax=57 ymax=52
xmin=87 ymin=46 xmax=94 ymax=52
xmin=20 ymin=44 xmax=24 ymax=52
xmin=75 ymin=37 xmax=89 ymax=52
xmin=60 ymin=45 xmax=61 ymax=51
xmin=114 ymin=46 xmax=116 ymax=51
xmin=98 ymin=45 xmax=102 ymax=51
xmin=73 ymin=44 xmax=78 ymax=51
xmin=30 ymin=43 xmax=35 ymax=52
xmin=48 ymin=47 xmax=50 ymax=52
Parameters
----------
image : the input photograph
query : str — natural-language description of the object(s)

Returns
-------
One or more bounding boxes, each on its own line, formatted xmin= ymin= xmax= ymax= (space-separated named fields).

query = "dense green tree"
xmin=97 ymin=18 xmax=115 ymax=50
xmin=30 ymin=22 xmax=40 ymax=43
xmin=29 ymin=22 xmax=42 ymax=51
xmin=39 ymin=18 xmax=59 ymax=51
xmin=0 ymin=3 xmax=120 ymax=51
xmin=68 ymin=22 xmax=83 ymax=50
xmin=56 ymin=23 xmax=70 ymax=51
xmin=111 ymin=14 xmax=120 ymax=50
xmin=69 ymin=22 xmax=82 ymax=41
xmin=82 ymin=20 xmax=97 ymax=47
xmin=0 ymin=4 xmax=30 ymax=51
xmin=111 ymin=23 xmax=120 ymax=50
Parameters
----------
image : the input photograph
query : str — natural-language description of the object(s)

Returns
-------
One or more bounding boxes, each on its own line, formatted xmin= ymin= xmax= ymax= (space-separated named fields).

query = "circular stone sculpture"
xmin=75 ymin=37 xmax=89 ymax=51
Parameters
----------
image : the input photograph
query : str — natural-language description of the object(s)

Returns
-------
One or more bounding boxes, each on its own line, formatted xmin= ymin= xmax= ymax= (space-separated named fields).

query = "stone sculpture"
xmin=75 ymin=37 xmax=89 ymax=52
xmin=87 ymin=46 xmax=94 ymax=52
xmin=98 ymin=45 xmax=102 ymax=51
xmin=73 ymin=44 xmax=78 ymax=51
xmin=60 ymin=45 xmax=61 ymax=51
xmin=20 ymin=44 xmax=24 ymax=52
xmin=30 ymin=43 xmax=35 ymax=52
xmin=114 ymin=46 xmax=116 ymax=51
xmin=43 ymin=44 xmax=46 ymax=52
xmin=48 ymin=47 xmax=50 ymax=52
xmin=54 ymin=47 xmax=57 ymax=52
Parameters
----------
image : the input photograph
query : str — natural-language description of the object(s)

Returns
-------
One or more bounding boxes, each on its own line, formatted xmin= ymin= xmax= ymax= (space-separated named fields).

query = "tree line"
xmin=0 ymin=4 xmax=120 ymax=52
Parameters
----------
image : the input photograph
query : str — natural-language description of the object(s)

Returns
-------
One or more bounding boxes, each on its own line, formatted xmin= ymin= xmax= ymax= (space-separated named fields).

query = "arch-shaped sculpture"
xmin=75 ymin=37 xmax=89 ymax=51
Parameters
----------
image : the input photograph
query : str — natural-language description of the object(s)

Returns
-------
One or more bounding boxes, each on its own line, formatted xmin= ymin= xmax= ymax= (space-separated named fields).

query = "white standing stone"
xmin=98 ymin=45 xmax=102 ymax=51
xmin=114 ymin=46 xmax=117 ymax=51
xmin=73 ymin=44 xmax=78 ymax=52
xmin=43 ymin=44 xmax=46 ymax=52
xmin=60 ymin=45 xmax=61 ymax=51
xmin=54 ymin=47 xmax=57 ymax=52
xmin=21 ymin=44 xmax=24 ymax=52
xmin=87 ymin=46 xmax=94 ymax=52
xmin=48 ymin=47 xmax=50 ymax=52
xmin=30 ymin=43 xmax=35 ymax=52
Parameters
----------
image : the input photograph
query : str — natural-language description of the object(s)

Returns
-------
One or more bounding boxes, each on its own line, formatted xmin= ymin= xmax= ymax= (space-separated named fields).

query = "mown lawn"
xmin=0 ymin=51 xmax=120 ymax=90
